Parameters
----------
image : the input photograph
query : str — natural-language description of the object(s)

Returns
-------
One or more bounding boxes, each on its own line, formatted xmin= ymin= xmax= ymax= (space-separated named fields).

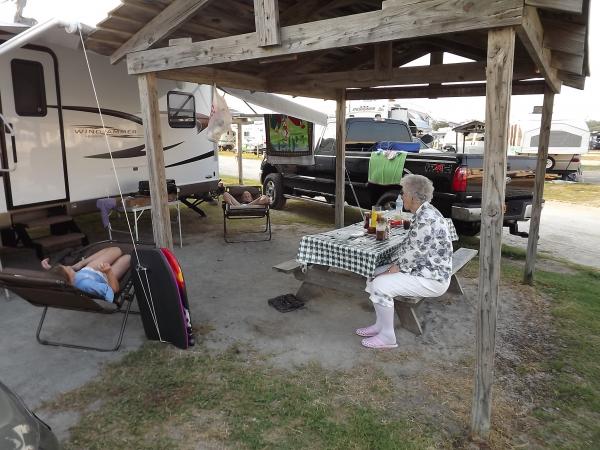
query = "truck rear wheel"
xmin=376 ymin=191 xmax=402 ymax=211
xmin=263 ymin=173 xmax=286 ymax=209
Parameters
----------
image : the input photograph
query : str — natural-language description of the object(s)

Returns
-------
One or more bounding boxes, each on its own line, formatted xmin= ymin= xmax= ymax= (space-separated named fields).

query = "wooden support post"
xmin=253 ymin=0 xmax=281 ymax=47
xmin=335 ymin=89 xmax=346 ymax=229
xmin=470 ymin=27 xmax=515 ymax=441
xmin=429 ymin=51 xmax=443 ymax=97
xmin=137 ymin=73 xmax=173 ymax=250
xmin=374 ymin=42 xmax=393 ymax=81
xmin=237 ymin=123 xmax=244 ymax=184
xmin=524 ymin=88 xmax=554 ymax=284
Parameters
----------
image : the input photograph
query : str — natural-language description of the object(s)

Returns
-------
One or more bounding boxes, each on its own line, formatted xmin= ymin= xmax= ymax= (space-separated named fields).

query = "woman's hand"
xmin=97 ymin=262 xmax=112 ymax=273
xmin=387 ymin=264 xmax=400 ymax=274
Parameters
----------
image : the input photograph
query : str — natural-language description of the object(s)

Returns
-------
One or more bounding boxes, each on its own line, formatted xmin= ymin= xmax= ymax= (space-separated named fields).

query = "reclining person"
xmin=219 ymin=182 xmax=270 ymax=207
xmin=41 ymin=247 xmax=131 ymax=303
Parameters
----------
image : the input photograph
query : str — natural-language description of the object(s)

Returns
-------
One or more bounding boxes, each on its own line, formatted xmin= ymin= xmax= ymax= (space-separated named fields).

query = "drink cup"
xmin=403 ymin=219 xmax=411 ymax=230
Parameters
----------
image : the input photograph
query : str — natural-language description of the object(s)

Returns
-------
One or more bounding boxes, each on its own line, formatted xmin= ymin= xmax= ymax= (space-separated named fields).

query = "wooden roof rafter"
xmin=125 ymin=0 xmax=524 ymax=74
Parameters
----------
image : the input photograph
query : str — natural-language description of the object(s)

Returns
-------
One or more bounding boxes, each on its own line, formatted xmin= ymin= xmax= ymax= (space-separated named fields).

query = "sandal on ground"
xmin=361 ymin=336 xmax=398 ymax=350
xmin=355 ymin=326 xmax=379 ymax=337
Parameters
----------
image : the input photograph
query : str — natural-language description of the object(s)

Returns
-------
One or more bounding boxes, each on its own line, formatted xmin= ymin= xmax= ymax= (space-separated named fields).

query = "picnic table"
xmin=274 ymin=219 xmax=474 ymax=335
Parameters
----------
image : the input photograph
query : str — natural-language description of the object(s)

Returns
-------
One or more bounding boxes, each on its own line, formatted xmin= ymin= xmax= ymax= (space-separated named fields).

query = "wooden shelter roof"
xmin=86 ymin=0 xmax=590 ymax=98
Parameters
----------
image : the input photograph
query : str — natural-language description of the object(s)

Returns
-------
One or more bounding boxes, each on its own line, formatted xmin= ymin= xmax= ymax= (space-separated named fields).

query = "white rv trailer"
xmin=0 ymin=23 xmax=218 ymax=232
xmin=509 ymin=114 xmax=590 ymax=178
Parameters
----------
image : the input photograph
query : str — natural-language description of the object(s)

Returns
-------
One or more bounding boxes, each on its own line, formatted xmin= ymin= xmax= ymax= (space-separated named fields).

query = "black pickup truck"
xmin=261 ymin=117 xmax=536 ymax=236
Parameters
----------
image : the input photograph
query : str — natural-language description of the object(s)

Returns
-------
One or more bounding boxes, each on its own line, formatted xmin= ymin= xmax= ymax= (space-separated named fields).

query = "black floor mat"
xmin=268 ymin=293 xmax=305 ymax=313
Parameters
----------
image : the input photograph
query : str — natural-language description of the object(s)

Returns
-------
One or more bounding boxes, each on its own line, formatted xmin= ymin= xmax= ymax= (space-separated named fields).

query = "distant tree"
xmin=586 ymin=120 xmax=600 ymax=132
xmin=432 ymin=120 xmax=450 ymax=130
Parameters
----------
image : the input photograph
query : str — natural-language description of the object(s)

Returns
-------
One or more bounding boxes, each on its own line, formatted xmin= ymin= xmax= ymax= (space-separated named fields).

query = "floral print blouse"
xmin=395 ymin=202 xmax=453 ymax=282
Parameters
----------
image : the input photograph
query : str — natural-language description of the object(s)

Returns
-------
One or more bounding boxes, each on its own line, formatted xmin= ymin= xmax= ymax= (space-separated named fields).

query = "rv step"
xmin=21 ymin=215 xmax=74 ymax=228
xmin=33 ymin=233 xmax=86 ymax=251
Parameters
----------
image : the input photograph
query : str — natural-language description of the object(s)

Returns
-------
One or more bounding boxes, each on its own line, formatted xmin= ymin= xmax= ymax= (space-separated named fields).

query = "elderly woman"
xmin=358 ymin=174 xmax=453 ymax=349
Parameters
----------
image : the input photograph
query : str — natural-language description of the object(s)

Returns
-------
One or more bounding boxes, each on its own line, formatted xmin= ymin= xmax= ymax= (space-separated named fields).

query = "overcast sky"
xmin=1 ymin=0 xmax=597 ymax=123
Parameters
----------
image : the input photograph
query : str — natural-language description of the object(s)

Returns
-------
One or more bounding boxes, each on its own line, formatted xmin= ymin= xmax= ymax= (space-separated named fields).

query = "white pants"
xmin=365 ymin=264 xmax=450 ymax=308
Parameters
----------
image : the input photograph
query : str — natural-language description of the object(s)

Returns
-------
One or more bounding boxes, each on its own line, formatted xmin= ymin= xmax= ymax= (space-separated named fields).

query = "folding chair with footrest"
xmin=222 ymin=185 xmax=271 ymax=243
xmin=0 ymin=241 xmax=140 ymax=352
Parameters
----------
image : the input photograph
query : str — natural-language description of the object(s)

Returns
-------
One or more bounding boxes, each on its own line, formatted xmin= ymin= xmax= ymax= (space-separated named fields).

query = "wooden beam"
xmin=525 ymin=0 xmax=583 ymax=14
xmin=254 ymin=0 xmax=281 ymax=46
xmin=542 ymin=20 xmax=585 ymax=56
xmin=471 ymin=27 xmax=516 ymax=442
xmin=517 ymin=6 xmax=561 ymax=93
xmin=429 ymin=51 xmax=444 ymax=97
xmin=550 ymin=50 xmax=584 ymax=74
xmin=524 ymin=87 xmax=554 ymax=285
xmin=157 ymin=67 xmax=269 ymax=92
xmin=374 ymin=42 xmax=393 ymax=81
xmin=127 ymin=0 xmax=523 ymax=74
xmin=269 ymin=61 xmax=538 ymax=92
xmin=137 ymin=73 xmax=173 ymax=250
xmin=345 ymin=80 xmax=545 ymax=100
xmin=111 ymin=0 xmax=212 ymax=64
xmin=335 ymin=89 xmax=346 ymax=229
xmin=558 ymin=70 xmax=586 ymax=90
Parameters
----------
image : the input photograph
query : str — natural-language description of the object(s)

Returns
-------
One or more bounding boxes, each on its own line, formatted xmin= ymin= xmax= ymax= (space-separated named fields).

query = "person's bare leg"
xmin=85 ymin=247 xmax=123 ymax=271
xmin=249 ymin=195 xmax=271 ymax=205
xmin=72 ymin=247 xmax=119 ymax=270
xmin=223 ymin=191 xmax=241 ymax=206
xmin=110 ymin=254 xmax=131 ymax=280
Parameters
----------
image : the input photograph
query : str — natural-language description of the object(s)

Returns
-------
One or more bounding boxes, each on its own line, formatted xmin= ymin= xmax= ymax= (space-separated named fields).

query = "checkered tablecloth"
xmin=296 ymin=219 xmax=458 ymax=278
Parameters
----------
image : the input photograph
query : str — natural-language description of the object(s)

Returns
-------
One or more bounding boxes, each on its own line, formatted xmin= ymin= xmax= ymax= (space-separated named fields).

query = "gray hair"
xmin=400 ymin=174 xmax=434 ymax=204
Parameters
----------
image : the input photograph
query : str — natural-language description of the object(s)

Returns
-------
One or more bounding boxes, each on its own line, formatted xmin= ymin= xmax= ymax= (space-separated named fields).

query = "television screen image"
xmin=265 ymin=114 xmax=313 ymax=157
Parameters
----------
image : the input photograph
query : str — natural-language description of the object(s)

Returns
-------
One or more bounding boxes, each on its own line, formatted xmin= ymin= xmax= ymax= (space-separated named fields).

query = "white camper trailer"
xmin=0 ymin=22 xmax=218 ymax=252
xmin=509 ymin=114 xmax=590 ymax=179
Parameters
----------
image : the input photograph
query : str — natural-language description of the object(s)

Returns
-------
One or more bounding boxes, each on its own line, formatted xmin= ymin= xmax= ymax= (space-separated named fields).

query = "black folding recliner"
xmin=0 ymin=241 xmax=140 ymax=352
xmin=222 ymin=185 xmax=271 ymax=243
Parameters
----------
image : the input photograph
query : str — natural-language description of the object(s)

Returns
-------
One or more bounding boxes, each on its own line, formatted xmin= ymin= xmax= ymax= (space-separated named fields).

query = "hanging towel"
xmin=368 ymin=151 xmax=407 ymax=185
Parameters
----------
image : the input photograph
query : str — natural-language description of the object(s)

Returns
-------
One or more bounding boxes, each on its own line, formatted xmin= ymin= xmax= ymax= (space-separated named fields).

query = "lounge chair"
xmin=222 ymin=185 xmax=271 ymax=243
xmin=0 ymin=241 xmax=139 ymax=352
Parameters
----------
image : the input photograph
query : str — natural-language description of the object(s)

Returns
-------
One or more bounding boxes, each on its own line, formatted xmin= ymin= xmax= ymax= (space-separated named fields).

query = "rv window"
xmin=168 ymin=91 xmax=195 ymax=128
xmin=530 ymin=131 xmax=582 ymax=148
xmin=11 ymin=59 xmax=47 ymax=117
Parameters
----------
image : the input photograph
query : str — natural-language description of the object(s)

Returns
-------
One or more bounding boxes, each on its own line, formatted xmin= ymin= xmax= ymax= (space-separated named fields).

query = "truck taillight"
xmin=452 ymin=167 xmax=467 ymax=192
xmin=571 ymin=155 xmax=580 ymax=162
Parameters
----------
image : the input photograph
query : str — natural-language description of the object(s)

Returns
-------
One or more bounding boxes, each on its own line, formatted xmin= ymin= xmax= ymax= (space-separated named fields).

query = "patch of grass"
xmin=48 ymin=344 xmax=439 ymax=450
xmin=529 ymin=267 xmax=600 ymax=449
xmin=219 ymin=150 xmax=263 ymax=160
xmin=543 ymin=182 xmax=600 ymax=207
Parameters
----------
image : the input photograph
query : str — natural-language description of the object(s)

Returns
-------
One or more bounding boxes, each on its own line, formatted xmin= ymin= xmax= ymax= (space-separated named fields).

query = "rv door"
xmin=0 ymin=45 xmax=67 ymax=208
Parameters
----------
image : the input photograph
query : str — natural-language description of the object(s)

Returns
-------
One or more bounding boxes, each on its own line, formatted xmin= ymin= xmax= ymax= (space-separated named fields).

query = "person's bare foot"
xmin=41 ymin=258 xmax=51 ymax=270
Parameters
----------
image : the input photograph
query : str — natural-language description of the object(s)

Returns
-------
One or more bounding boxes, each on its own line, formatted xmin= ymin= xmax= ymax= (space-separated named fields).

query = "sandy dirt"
xmin=0 ymin=219 xmax=557 ymax=447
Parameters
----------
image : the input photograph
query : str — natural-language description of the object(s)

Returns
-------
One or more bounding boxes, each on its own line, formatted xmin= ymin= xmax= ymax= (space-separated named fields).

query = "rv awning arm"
xmin=0 ymin=17 xmax=84 ymax=56
xmin=223 ymin=88 xmax=328 ymax=127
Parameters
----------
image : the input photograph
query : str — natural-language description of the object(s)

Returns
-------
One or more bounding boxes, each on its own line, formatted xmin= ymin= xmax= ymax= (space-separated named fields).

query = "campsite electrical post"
xmin=237 ymin=122 xmax=243 ymax=184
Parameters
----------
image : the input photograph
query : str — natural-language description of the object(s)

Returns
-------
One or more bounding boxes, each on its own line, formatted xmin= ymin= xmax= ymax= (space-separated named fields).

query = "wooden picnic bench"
xmin=273 ymin=247 xmax=478 ymax=336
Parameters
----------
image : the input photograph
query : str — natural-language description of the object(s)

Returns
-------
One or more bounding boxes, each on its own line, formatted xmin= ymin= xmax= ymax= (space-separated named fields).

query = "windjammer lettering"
xmin=73 ymin=125 xmax=138 ymax=138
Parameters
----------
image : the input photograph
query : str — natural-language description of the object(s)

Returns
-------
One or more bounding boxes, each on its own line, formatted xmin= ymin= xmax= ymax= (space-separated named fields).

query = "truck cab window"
xmin=167 ymin=91 xmax=195 ymax=128
xmin=11 ymin=59 xmax=47 ymax=117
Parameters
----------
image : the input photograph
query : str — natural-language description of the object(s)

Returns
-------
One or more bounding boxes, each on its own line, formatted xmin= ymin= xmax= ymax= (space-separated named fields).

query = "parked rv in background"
xmin=509 ymin=113 xmax=589 ymax=180
xmin=0 ymin=23 xmax=218 ymax=253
